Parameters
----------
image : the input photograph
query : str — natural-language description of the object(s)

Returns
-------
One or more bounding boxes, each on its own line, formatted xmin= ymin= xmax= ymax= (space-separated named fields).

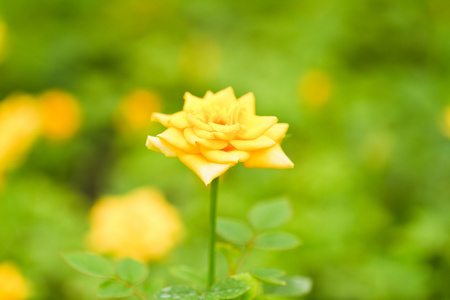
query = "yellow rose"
xmin=146 ymin=87 xmax=293 ymax=185
xmin=87 ymin=187 xmax=183 ymax=262
xmin=0 ymin=262 xmax=30 ymax=300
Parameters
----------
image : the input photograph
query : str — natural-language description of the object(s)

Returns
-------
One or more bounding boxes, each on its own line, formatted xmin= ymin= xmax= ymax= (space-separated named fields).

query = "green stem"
xmin=207 ymin=177 xmax=219 ymax=289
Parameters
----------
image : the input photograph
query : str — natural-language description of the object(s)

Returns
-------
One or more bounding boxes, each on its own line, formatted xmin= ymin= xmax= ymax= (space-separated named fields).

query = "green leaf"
xmin=170 ymin=265 xmax=205 ymax=284
xmin=116 ymin=258 xmax=148 ymax=285
xmin=254 ymin=232 xmax=301 ymax=250
xmin=154 ymin=286 xmax=198 ymax=300
xmin=97 ymin=280 xmax=134 ymax=298
xmin=61 ymin=252 xmax=114 ymax=278
xmin=211 ymin=278 xmax=250 ymax=299
xmin=139 ymin=279 xmax=165 ymax=297
xmin=217 ymin=217 xmax=253 ymax=245
xmin=232 ymin=273 xmax=259 ymax=300
xmin=185 ymin=294 xmax=219 ymax=300
xmin=263 ymin=276 xmax=312 ymax=297
xmin=248 ymin=198 xmax=292 ymax=231
xmin=250 ymin=268 xmax=286 ymax=286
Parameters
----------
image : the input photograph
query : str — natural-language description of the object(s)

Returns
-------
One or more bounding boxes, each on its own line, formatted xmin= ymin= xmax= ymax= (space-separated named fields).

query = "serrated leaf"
xmin=217 ymin=217 xmax=253 ymax=245
xmin=97 ymin=280 xmax=134 ymax=298
xmin=250 ymin=268 xmax=286 ymax=286
xmin=154 ymin=286 xmax=198 ymax=300
xmin=62 ymin=252 xmax=114 ymax=278
xmin=211 ymin=278 xmax=250 ymax=299
xmin=263 ymin=276 xmax=312 ymax=297
xmin=170 ymin=265 xmax=205 ymax=284
xmin=254 ymin=232 xmax=301 ymax=250
xmin=116 ymin=258 xmax=148 ymax=285
xmin=139 ymin=279 xmax=165 ymax=297
xmin=248 ymin=198 xmax=292 ymax=231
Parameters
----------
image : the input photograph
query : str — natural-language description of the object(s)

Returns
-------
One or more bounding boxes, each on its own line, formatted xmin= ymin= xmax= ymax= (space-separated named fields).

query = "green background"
xmin=1 ymin=0 xmax=449 ymax=299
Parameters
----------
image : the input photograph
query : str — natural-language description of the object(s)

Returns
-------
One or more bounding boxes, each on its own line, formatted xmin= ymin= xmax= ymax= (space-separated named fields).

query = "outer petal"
xmin=183 ymin=92 xmax=203 ymax=111
xmin=177 ymin=152 xmax=233 ymax=185
xmin=146 ymin=136 xmax=177 ymax=157
xmin=243 ymin=144 xmax=294 ymax=169
xmin=151 ymin=112 xmax=171 ymax=127
xmin=158 ymin=127 xmax=199 ymax=153
xmin=238 ymin=115 xmax=278 ymax=140
xmin=263 ymin=123 xmax=289 ymax=142
xmin=207 ymin=87 xmax=236 ymax=108
xmin=230 ymin=135 xmax=276 ymax=151
xmin=197 ymin=139 xmax=228 ymax=150
xmin=200 ymin=148 xmax=242 ymax=164
xmin=236 ymin=92 xmax=255 ymax=115
xmin=170 ymin=111 xmax=190 ymax=129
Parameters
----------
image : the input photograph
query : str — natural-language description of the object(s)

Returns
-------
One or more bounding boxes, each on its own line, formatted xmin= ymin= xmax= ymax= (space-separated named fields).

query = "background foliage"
xmin=0 ymin=0 xmax=449 ymax=299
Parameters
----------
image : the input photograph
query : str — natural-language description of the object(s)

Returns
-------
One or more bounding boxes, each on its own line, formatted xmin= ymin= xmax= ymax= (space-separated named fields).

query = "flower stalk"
xmin=207 ymin=177 xmax=219 ymax=289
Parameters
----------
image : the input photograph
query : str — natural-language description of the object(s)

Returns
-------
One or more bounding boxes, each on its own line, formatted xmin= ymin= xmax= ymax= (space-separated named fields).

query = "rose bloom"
xmin=146 ymin=87 xmax=293 ymax=185
xmin=87 ymin=187 xmax=183 ymax=262
xmin=0 ymin=262 xmax=30 ymax=300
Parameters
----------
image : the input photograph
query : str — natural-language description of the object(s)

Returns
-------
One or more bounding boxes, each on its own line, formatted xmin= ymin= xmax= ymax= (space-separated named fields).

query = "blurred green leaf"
xmin=211 ymin=278 xmax=250 ymax=299
xmin=217 ymin=217 xmax=253 ymax=245
xmin=97 ymin=280 xmax=134 ymax=298
xmin=170 ymin=265 xmax=205 ymax=284
xmin=250 ymin=268 xmax=286 ymax=286
xmin=185 ymin=295 xmax=219 ymax=300
xmin=62 ymin=252 xmax=114 ymax=278
xmin=139 ymin=279 xmax=165 ymax=297
xmin=154 ymin=286 xmax=198 ymax=300
xmin=254 ymin=232 xmax=301 ymax=250
xmin=116 ymin=258 xmax=148 ymax=285
xmin=248 ymin=198 xmax=292 ymax=231
xmin=263 ymin=275 xmax=312 ymax=297
xmin=232 ymin=273 xmax=259 ymax=300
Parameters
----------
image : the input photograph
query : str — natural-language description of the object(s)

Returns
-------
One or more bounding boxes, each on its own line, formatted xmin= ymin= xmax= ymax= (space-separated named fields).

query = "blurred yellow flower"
xmin=115 ymin=89 xmax=162 ymax=133
xmin=442 ymin=105 xmax=450 ymax=138
xmin=0 ymin=262 xmax=30 ymax=300
xmin=146 ymin=87 xmax=293 ymax=185
xmin=0 ymin=18 xmax=7 ymax=63
xmin=298 ymin=69 xmax=333 ymax=108
xmin=87 ymin=187 xmax=183 ymax=262
xmin=0 ymin=94 xmax=41 ymax=173
xmin=39 ymin=90 xmax=81 ymax=141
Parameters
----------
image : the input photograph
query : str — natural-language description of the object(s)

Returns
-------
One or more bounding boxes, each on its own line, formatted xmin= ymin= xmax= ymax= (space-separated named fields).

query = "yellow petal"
xmin=213 ymin=131 xmax=237 ymax=140
xmin=184 ymin=127 xmax=203 ymax=145
xmin=197 ymin=139 xmax=228 ymax=150
xmin=243 ymin=144 xmax=294 ymax=168
xmin=200 ymin=148 xmax=240 ymax=164
xmin=146 ymin=136 xmax=177 ymax=157
xmin=207 ymin=87 xmax=236 ymax=107
xmin=229 ymin=135 xmax=276 ymax=151
xmin=209 ymin=122 xmax=240 ymax=134
xmin=170 ymin=111 xmax=190 ymax=129
xmin=204 ymin=91 xmax=214 ymax=99
xmin=183 ymin=92 xmax=202 ymax=111
xmin=187 ymin=113 xmax=213 ymax=131
xmin=238 ymin=115 xmax=278 ymax=139
xmin=263 ymin=123 xmax=289 ymax=142
xmin=237 ymin=92 xmax=255 ymax=115
xmin=228 ymin=150 xmax=250 ymax=162
xmin=177 ymin=152 xmax=233 ymax=185
xmin=193 ymin=127 xmax=215 ymax=139
xmin=151 ymin=112 xmax=171 ymax=127
xmin=158 ymin=127 xmax=199 ymax=153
